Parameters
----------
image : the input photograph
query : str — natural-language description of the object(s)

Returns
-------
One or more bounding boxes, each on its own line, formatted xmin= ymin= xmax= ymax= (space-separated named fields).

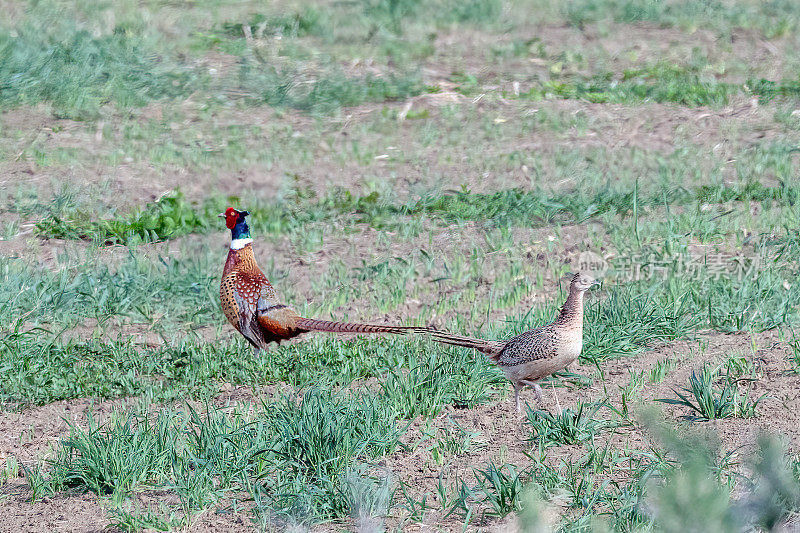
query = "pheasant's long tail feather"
xmin=428 ymin=331 xmax=504 ymax=358
xmin=295 ymin=317 xmax=430 ymax=336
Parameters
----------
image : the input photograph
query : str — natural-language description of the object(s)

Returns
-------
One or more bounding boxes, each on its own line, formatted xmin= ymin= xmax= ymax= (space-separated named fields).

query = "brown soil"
xmin=0 ymin=486 xmax=110 ymax=533
xmin=0 ymin=399 xmax=130 ymax=467
xmin=1 ymin=330 xmax=796 ymax=532
xmin=379 ymin=329 xmax=800 ymax=531
xmin=0 ymin=91 xmax=787 ymax=214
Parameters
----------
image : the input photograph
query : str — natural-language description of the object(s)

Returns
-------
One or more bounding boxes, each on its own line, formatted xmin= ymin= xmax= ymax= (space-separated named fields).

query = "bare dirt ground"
xmin=1 ymin=330 xmax=797 ymax=532
xmin=380 ymin=329 xmax=800 ymax=531
xmin=0 ymin=92 xmax=789 ymax=215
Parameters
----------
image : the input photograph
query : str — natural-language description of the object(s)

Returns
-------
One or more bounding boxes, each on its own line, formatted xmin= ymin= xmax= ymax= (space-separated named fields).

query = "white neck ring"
xmin=230 ymin=237 xmax=253 ymax=250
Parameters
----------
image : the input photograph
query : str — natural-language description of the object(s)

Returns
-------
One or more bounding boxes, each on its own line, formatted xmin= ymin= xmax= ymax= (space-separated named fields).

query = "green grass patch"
xmin=525 ymin=401 xmax=610 ymax=446
xmin=704 ymin=269 xmax=800 ymax=332
xmin=0 ymin=4 xmax=424 ymax=118
xmin=214 ymin=0 xmax=501 ymax=42
xmin=0 ymin=249 xmax=218 ymax=327
xmin=748 ymin=78 xmax=800 ymax=102
xmin=378 ymin=350 xmax=505 ymax=417
xmin=238 ymin=61 xmax=423 ymax=114
xmin=0 ymin=330 xmax=441 ymax=406
xmin=0 ymin=15 xmax=197 ymax=119
xmin=526 ymin=64 xmax=738 ymax=107
xmin=33 ymin=392 xmax=402 ymax=524
xmin=0 ymin=328 xmax=505 ymax=413
xmin=0 ymin=333 xmax=257 ymax=405
xmin=521 ymin=63 xmax=800 ymax=108
xmin=582 ymin=283 xmax=698 ymax=361
xmin=471 ymin=462 xmax=527 ymax=518
xmin=563 ymin=0 xmax=800 ymax=38
xmin=35 ymin=181 xmax=800 ymax=245
xmin=35 ymin=192 xmax=214 ymax=244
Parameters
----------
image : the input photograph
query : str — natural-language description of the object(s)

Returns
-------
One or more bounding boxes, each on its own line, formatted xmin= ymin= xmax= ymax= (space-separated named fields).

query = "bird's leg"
xmin=513 ymin=382 xmax=523 ymax=413
xmin=533 ymin=383 xmax=545 ymax=405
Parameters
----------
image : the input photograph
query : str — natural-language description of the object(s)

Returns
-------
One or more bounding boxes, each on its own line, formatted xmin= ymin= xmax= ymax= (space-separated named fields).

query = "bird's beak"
xmin=592 ymin=280 xmax=602 ymax=288
xmin=217 ymin=213 xmax=225 ymax=218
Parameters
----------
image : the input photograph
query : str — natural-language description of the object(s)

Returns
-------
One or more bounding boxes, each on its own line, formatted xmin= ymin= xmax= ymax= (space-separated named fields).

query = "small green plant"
xmin=788 ymin=333 xmax=800 ymax=373
xmin=525 ymin=401 xmax=608 ymax=446
xmin=443 ymin=477 xmax=476 ymax=523
xmin=379 ymin=358 xmax=453 ymax=418
xmin=618 ymin=370 xmax=646 ymax=420
xmin=649 ymin=358 xmax=679 ymax=383
xmin=48 ymin=414 xmax=175 ymax=498
xmin=722 ymin=354 xmax=763 ymax=381
xmin=1 ymin=220 xmax=19 ymax=240
xmin=36 ymin=191 xmax=210 ymax=244
xmin=1 ymin=456 xmax=19 ymax=484
xmin=398 ymin=481 xmax=428 ymax=522
xmin=107 ymin=504 xmax=184 ymax=532
xmin=429 ymin=420 xmax=486 ymax=464
xmin=656 ymin=365 xmax=766 ymax=420
xmin=20 ymin=462 xmax=51 ymax=501
xmin=341 ymin=469 xmax=395 ymax=527
xmin=435 ymin=472 xmax=455 ymax=511
xmin=473 ymin=462 xmax=527 ymax=518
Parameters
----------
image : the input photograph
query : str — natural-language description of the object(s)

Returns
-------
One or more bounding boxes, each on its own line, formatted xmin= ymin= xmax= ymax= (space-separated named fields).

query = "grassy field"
xmin=1 ymin=0 xmax=800 ymax=531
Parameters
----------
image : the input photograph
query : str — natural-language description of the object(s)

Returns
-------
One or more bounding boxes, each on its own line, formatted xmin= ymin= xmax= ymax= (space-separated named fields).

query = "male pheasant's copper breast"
xmin=221 ymin=245 xmax=261 ymax=326
xmin=221 ymin=239 xmax=352 ymax=346
xmin=235 ymin=272 xmax=267 ymax=305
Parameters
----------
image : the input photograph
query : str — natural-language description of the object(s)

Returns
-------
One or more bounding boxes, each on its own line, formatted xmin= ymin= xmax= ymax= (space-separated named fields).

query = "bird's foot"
xmin=533 ymin=383 xmax=545 ymax=404
xmin=520 ymin=380 xmax=545 ymax=404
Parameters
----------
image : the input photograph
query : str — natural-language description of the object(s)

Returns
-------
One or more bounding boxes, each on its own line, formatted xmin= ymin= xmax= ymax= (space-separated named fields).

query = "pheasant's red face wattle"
xmin=224 ymin=207 xmax=239 ymax=230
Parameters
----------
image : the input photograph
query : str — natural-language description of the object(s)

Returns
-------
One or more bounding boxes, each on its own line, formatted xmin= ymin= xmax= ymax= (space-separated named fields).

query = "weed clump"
xmin=656 ymin=364 xmax=766 ymax=420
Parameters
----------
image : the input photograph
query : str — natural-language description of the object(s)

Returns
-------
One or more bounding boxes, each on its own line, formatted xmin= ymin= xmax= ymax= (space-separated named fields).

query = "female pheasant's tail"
xmin=428 ymin=331 xmax=505 ymax=358
xmin=295 ymin=317 xmax=432 ymax=336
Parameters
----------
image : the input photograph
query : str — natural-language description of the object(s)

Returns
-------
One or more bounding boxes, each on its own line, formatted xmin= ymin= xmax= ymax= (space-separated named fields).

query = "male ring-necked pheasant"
xmin=428 ymin=273 xmax=599 ymax=411
xmin=219 ymin=207 xmax=429 ymax=352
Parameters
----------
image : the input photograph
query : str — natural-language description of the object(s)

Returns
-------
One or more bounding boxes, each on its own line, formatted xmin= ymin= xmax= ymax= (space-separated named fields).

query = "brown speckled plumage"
xmin=219 ymin=210 xmax=429 ymax=352
xmin=429 ymin=273 xmax=598 ymax=411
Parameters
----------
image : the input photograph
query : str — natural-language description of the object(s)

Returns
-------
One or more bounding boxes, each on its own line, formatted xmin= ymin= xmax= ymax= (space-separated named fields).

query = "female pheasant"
xmin=219 ymin=207 xmax=429 ymax=352
xmin=427 ymin=273 xmax=600 ymax=411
